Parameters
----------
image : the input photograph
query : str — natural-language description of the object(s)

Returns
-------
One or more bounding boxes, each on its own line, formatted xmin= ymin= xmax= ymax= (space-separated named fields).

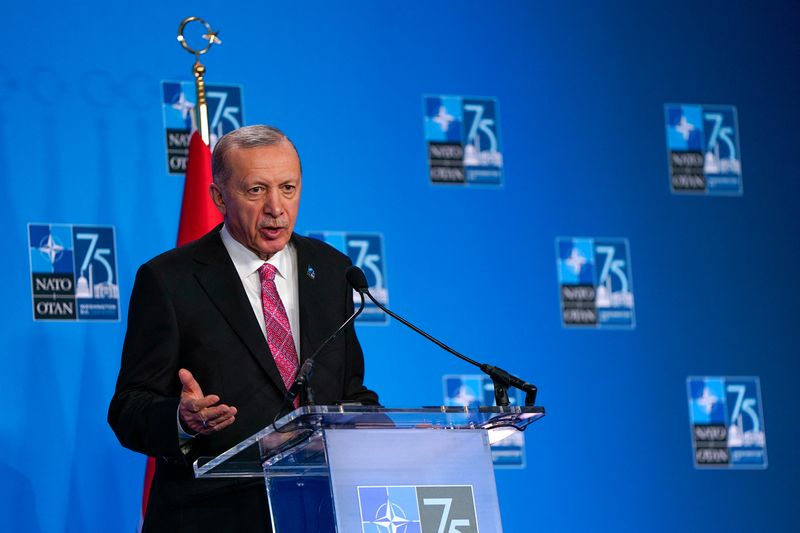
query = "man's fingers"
xmin=195 ymin=405 xmax=236 ymax=430
xmin=180 ymin=394 xmax=220 ymax=416
xmin=200 ymin=404 xmax=236 ymax=419
xmin=190 ymin=395 xmax=221 ymax=411
xmin=196 ymin=411 xmax=236 ymax=434
xmin=180 ymin=400 xmax=237 ymax=435
xmin=205 ymin=407 xmax=237 ymax=427
xmin=175 ymin=370 xmax=237 ymax=435
xmin=206 ymin=415 xmax=236 ymax=433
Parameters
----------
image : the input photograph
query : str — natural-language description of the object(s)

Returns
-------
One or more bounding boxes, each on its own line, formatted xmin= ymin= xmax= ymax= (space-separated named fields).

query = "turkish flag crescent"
xmin=140 ymin=131 xmax=222 ymax=529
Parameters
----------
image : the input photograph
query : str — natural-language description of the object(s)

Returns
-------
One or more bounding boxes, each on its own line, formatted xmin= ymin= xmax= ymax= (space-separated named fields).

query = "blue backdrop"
xmin=2 ymin=1 xmax=799 ymax=531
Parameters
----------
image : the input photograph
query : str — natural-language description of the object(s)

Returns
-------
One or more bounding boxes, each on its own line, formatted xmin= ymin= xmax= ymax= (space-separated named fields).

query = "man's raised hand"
xmin=178 ymin=368 xmax=237 ymax=435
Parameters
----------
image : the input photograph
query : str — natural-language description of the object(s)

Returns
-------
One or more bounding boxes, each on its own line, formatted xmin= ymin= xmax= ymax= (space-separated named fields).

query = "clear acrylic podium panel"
xmin=194 ymin=405 xmax=545 ymax=478
xmin=194 ymin=406 xmax=544 ymax=533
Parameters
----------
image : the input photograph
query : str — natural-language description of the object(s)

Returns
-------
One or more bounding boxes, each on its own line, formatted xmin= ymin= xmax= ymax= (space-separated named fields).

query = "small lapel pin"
xmin=306 ymin=265 xmax=316 ymax=279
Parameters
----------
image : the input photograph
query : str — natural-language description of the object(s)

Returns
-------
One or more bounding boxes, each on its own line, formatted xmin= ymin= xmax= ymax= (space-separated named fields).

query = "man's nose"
xmin=262 ymin=189 xmax=284 ymax=216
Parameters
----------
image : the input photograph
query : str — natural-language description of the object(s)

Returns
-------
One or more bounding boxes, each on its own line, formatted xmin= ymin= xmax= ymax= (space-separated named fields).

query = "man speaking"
xmin=109 ymin=125 xmax=379 ymax=532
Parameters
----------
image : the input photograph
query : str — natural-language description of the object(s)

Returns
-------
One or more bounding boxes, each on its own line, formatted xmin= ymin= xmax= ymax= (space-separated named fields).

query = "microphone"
xmin=346 ymin=266 xmax=538 ymax=406
xmin=273 ymin=269 xmax=366 ymax=427
xmin=346 ymin=265 xmax=369 ymax=293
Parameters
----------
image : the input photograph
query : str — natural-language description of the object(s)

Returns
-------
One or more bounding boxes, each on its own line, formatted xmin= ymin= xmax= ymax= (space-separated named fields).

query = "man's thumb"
xmin=178 ymin=368 xmax=202 ymax=395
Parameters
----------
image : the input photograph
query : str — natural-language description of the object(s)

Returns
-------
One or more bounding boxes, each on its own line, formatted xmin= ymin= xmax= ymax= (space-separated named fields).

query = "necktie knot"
xmin=258 ymin=263 xmax=277 ymax=282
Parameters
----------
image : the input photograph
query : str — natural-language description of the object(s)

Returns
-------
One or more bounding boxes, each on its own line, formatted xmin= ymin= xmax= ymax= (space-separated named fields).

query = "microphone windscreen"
xmin=346 ymin=266 xmax=369 ymax=292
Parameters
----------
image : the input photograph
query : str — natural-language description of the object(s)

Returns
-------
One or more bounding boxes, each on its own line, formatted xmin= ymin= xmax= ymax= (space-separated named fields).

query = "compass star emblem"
xmin=370 ymin=498 xmax=411 ymax=533
xmin=675 ymin=115 xmax=695 ymax=141
xmin=433 ymin=105 xmax=455 ymax=133
xmin=697 ymin=386 xmax=718 ymax=415
xmin=171 ymin=91 xmax=195 ymax=120
xmin=38 ymin=233 xmax=65 ymax=265
xmin=565 ymin=247 xmax=587 ymax=275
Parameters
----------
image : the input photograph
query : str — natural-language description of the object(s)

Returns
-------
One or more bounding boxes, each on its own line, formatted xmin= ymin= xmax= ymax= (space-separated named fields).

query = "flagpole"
xmin=192 ymin=60 xmax=210 ymax=145
xmin=177 ymin=16 xmax=222 ymax=146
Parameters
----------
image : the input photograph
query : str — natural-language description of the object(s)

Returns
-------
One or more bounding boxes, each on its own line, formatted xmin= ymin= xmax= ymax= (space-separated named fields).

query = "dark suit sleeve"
xmin=108 ymin=263 xmax=185 ymax=460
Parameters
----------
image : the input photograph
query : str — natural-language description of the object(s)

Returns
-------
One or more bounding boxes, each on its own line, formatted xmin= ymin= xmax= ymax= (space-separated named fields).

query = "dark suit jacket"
xmin=108 ymin=226 xmax=378 ymax=532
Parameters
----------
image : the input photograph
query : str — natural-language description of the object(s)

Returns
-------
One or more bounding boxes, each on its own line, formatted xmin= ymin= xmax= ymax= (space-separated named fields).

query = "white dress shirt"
xmin=220 ymin=225 xmax=301 ymax=356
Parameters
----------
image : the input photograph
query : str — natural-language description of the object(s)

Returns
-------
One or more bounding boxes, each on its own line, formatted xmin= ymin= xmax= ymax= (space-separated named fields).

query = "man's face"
xmin=210 ymin=141 xmax=302 ymax=260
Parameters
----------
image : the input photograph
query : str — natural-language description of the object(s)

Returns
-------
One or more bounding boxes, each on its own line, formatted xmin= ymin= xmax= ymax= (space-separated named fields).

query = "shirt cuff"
xmin=177 ymin=406 xmax=197 ymax=452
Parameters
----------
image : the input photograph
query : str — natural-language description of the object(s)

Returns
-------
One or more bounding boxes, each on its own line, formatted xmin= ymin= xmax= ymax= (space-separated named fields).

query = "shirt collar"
xmin=220 ymin=225 xmax=293 ymax=280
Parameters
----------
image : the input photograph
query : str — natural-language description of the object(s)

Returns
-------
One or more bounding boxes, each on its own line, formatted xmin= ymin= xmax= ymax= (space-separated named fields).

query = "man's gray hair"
xmin=211 ymin=125 xmax=301 ymax=185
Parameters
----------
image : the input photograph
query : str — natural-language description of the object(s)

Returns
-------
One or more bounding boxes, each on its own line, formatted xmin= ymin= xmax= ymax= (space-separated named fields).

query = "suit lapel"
xmin=293 ymin=234 xmax=320 ymax=364
xmin=192 ymin=228 xmax=287 ymax=394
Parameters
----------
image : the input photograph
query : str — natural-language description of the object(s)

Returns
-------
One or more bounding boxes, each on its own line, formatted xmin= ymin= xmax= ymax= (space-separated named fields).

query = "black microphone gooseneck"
xmin=272 ymin=280 xmax=365 ymax=430
xmin=346 ymin=266 xmax=538 ymax=406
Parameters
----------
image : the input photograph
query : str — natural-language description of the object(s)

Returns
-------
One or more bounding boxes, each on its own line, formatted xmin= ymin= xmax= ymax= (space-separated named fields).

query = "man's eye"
xmin=248 ymin=186 xmax=264 ymax=193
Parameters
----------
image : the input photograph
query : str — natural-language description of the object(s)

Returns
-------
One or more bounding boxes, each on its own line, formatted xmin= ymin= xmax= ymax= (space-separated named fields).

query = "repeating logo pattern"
xmin=556 ymin=237 xmax=635 ymax=328
xmin=28 ymin=224 xmax=119 ymax=321
xmin=423 ymin=95 xmax=503 ymax=186
xmin=687 ymin=376 xmax=767 ymax=468
xmin=307 ymin=232 xmax=389 ymax=324
xmin=664 ymin=104 xmax=743 ymax=195
xmin=443 ymin=374 xmax=526 ymax=468
xmin=358 ymin=485 xmax=478 ymax=533
xmin=161 ymin=81 xmax=244 ymax=174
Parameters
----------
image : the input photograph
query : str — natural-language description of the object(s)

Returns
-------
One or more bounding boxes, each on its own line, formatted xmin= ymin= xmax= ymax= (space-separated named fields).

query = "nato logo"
xmin=556 ymin=237 xmax=635 ymax=328
xmin=444 ymin=374 xmax=526 ymax=468
xmin=424 ymin=95 xmax=503 ymax=186
xmin=161 ymin=80 xmax=244 ymax=174
xmin=306 ymin=231 xmax=389 ymax=324
xmin=664 ymin=104 xmax=743 ymax=195
xmin=358 ymin=485 xmax=478 ymax=533
xmin=687 ymin=376 xmax=767 ymax=469
xmin=28 ymin=224 xmax=119 ymax=321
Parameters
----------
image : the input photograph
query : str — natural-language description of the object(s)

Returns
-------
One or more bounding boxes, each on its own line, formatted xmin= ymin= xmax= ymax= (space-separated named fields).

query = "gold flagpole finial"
xmin=176 ymin=16 xmax=221 ymax=146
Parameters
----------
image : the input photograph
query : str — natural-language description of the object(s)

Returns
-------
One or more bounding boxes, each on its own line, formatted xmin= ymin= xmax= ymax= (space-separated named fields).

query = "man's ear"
xmin=209 ymin=183 xmax=226 ymax=215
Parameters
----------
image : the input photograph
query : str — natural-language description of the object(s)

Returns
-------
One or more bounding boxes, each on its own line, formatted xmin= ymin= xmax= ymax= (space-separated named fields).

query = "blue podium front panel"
xmin=325 ymin=428 xmax=502 ymax=533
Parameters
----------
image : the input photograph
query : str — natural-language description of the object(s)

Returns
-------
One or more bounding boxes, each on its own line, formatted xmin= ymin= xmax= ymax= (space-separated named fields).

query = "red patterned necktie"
xmin=258 ymin=263 xmax=299 ymax=406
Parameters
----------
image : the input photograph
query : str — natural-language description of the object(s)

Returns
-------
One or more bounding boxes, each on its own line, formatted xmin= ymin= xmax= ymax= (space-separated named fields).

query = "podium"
xmin=194 ymin=405 xmax=544 ymax=532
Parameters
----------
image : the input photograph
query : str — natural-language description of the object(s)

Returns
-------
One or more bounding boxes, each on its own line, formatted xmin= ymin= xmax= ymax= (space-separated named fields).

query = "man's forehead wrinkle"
xmin=229 ymin=169 xmax=300 ymax=185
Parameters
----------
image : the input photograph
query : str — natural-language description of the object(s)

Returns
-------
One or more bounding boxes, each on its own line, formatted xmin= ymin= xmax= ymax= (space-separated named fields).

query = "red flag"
xmin=141 ymin=131 xmax=222 ymax=527
xmin=140 ymin=458 xmax=153 ymax=531
xmin=177 ymin=131 xmax=223 ymax=246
